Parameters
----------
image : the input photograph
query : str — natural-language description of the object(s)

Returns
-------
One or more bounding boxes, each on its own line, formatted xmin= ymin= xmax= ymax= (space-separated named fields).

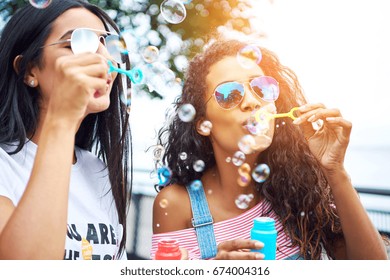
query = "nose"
xmin=240 ymin=82 xmax=262 ymax=111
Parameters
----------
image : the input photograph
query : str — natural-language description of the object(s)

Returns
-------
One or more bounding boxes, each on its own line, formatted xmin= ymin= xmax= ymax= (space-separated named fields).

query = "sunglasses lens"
xmin=105 ymin=35 xmax=128 ymax=64
xmin=251 ymin=76 xmax=279 ymax=102
xmin=71 ymin=29 xmax=99 ymax=55
xmin=215 ymin=82 xmax=244 ymax=109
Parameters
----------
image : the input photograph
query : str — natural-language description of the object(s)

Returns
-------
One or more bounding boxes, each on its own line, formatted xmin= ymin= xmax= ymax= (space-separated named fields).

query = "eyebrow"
xmin=58 ymin=28 xmax=114 ymax=40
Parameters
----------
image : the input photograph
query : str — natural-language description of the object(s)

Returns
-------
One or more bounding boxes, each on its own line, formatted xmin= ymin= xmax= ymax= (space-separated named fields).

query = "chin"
xmin=87 ymin=99 xmax=111 ymax=114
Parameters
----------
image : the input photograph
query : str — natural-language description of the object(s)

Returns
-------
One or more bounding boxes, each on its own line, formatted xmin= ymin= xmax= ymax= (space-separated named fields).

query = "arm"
xmin=0 ymin=53 xmax=109 ymax=259
xmin=295 ymin=103 xmax=387 ymax=259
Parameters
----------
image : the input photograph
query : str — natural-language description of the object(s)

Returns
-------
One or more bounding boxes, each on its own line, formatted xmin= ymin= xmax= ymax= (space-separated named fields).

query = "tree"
xmin=0 ymin=0 xmax=264 ymax=99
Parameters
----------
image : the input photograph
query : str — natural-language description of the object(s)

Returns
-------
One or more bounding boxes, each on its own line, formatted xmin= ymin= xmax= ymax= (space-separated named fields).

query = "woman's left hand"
xmin=293 ymin=103 xmax=352 ymax=174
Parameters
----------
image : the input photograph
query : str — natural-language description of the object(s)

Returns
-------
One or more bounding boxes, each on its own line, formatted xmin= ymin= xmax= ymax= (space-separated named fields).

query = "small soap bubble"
xmin=156 ymin=223 xmax=160 ymax=228
xmin=106 ymin=35 xmax=128 ymax=64
xmin=237 ymin=173 xmax=251 ymax=187
xmin=179 ymin=152 xmax=187 ymax=160
xmin=153 ymin=145 xmax=165 ymax=161
xmin=252 ymin=163 xmax=270 ymax=183
xmin=159 ymin=199 xmax=169 ymax=208
xmin=178 ymin=104 xmax=196 ymax=122
xmin=142 ymin=46 xmax=159 ymax=63
xmin=238 ymin=135 xmax=255 ymax=154
xmin=190 ymin=180 xmax=202 ymax=191
xmin=236 ymin=45 xmax=262 ymax=69
xmin=225 ymin=157 xmax=232 ymax=163
xmin=157 ymin=166 xmax=172 ymax=186
xmin=207 ymin=189 xmax=213 ymax=195
xmin=160 ymin=0 xmax=187 ymax=24
xmin=232 ymin=151 xmax=246 ymax=166
xmin=238 ymin=163 xmax=251 ymax=176
xmin=300 ymin=211 xmax=305 ymax=217
xmin=29 ymin=0 xmax=52 ymax=9
xmin=193 ymin=159 xmax=205 ymax=172
xmin=199 ymin=120 xmax=212 ymax=134
xmin=235 ymin=193 xmax=254 ymax=209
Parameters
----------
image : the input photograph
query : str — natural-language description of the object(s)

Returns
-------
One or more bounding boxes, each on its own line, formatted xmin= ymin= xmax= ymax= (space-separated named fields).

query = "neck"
xmin=202 ymin=149 xmax=262 ymax=203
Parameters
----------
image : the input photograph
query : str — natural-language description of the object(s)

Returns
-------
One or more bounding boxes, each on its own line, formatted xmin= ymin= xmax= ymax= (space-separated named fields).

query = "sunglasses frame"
xmin=41 ymin=27 xmax=125 ymax=64
xmin=208 ymin=76 xmax=280 ymax=110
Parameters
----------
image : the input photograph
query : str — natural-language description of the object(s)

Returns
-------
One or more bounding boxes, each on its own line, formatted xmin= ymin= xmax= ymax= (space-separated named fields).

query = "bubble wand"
xmin=107 ymin=60 xmax=143 ymax=84
xmin=255 ymin=106 xmax=300 ymax=123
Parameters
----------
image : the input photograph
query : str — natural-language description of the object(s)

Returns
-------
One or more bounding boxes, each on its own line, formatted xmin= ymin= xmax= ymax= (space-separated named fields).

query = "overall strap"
xmin=186 ymin=180 xmax=218 ymax=259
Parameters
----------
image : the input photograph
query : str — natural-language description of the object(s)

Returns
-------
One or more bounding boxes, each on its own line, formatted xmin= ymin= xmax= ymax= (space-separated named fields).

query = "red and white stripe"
xmin=151 ymin=200 xmax=300 ymax=260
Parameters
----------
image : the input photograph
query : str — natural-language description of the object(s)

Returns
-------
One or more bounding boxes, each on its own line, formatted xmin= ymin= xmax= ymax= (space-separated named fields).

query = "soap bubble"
xmin=193 ymin=159 xmax=205 ymax=172
xmin=157 ymin=166 xmax=172 ymax=186
xmin=237 ymin=45 xmax=262 ymax=69
xmin=237 ymin=173 xmax=251 ymax=187
xmin=160 ymin=0 xmax=187 ymax=24
xmin=232 ymin=151 xmax=246 ymax=166
xmin=142 ymin=46 xmax=159 ymax=63
xmin=105 ymin=34 xmax=128 ymax=64
xmin=153 ymin=145 xmax=165 ymax=161
xmin=238 ymin=163 xmax=251 ymax=176
xmin=190 ymin=179 xmax=202 ymax=191
xmin=159 ymin=199 xmax=169 ymax=208
xmin=238 ymin=135 xmax=255 ymax=154
xmin=178 ymin=104 xmax=196 ymax=122
xmin=235 ymin=193 xmax=254 ymax=209
xmin=179 ymin=152 xmax=187 ymax=160
xmin=29 ymin=0 xmax=52 ymax=9
xmin=252 ymin=163 xmax=270 ymax=183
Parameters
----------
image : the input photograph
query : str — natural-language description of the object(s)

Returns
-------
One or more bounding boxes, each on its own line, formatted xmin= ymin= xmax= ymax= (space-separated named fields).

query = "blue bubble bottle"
xmin=250 ymin=217 xmax=277 ymax=260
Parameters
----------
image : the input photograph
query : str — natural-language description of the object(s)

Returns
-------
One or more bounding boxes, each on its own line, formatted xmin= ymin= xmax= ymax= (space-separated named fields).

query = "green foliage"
xmin=0 ymin=0 xmax=257 ymax=99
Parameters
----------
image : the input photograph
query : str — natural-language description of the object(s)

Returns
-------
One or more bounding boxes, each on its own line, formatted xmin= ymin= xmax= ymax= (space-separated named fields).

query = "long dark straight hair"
xmin=0 ymin=0 xmax=132 ymax=257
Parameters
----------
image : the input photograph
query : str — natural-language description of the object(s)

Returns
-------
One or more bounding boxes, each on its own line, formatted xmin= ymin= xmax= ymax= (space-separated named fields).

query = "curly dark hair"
xmin=157 ymin=38 xmax=345 ymax=260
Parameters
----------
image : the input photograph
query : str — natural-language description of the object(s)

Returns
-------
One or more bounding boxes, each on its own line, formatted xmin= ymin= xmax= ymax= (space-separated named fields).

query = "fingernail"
xmin=299 ymin=105 xmax=307 ymax=111
xmin=307 ymin=115 xmax=315 ymax=122
xmin=293 ymin=117 xmax=301 ymax=125
xmin=326 ymin=117 xmax=336 ymax=121
xmin=254 ymin=241 xmax=264 ymax=248
xmin=255 ymin=253 xmax=265 ymax=260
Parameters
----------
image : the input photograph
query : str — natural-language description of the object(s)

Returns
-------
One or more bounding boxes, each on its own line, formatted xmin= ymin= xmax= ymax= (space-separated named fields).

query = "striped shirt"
xmin=151 ymin=199 xmax=301 ymax=260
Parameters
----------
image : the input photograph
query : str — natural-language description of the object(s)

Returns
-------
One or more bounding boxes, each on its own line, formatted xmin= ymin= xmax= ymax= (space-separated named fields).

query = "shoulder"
xmin=153 ymin=184 xmax=192 ymax=234
xmin=76 ymin=147 xmax=107 ymax=171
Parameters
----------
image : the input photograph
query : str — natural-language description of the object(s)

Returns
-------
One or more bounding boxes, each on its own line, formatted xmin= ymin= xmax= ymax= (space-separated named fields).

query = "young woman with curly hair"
xmin=150 ymin=38 xmax=387 ymax=260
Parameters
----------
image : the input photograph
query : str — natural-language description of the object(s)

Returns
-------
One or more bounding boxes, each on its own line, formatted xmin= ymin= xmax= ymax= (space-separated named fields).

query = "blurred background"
xmin=1 ymin=0 xmax=389 ymax=259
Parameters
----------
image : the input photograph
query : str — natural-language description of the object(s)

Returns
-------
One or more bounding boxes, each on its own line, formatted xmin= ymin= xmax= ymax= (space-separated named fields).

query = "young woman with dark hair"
xmin=151 ymin=39 xmax=388 ymax=260
xmin=0 ymin=0 xmax=132 ymax=259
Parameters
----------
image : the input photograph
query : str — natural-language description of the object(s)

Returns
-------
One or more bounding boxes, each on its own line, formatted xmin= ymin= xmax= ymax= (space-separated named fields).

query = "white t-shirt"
xmin=0 ymin=140 xmax=126 ymax=260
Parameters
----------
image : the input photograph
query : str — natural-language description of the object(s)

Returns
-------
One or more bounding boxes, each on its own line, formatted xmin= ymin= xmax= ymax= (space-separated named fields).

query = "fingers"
xmin=325 ymin=116 xmax=352 ymax=139
xmin=180 ymin=247 xmax=189 ymax=260
xmin=215 ymin=239 xmax=265 ymax=260
xmin=293 ymin=103 xmax=351 ymax=139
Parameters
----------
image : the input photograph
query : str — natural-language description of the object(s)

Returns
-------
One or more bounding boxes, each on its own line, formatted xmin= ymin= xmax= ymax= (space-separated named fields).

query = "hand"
xmin=214 ymin=239 xmax=264 ymax=260
xmin=293 ymin=103 xmax=352 ymax=173
xmin=180 ymin=247 xmax=189 ymax=260
xmin=46 ymin=53 xmax=110 ymax=128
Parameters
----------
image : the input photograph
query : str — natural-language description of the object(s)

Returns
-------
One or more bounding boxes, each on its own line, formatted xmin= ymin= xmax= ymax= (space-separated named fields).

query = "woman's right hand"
xmin=214 ymin=239 xmax=265 ymax=260
xmin=46 ymin=53 xmax=110 ymax=129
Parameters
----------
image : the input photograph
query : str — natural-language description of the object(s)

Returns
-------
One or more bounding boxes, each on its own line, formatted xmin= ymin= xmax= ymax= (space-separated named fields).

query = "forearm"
xmin=326 ymin=169 xmax=388 ymax=259
xmin=0 ymin=117 xmax=77 ymax=259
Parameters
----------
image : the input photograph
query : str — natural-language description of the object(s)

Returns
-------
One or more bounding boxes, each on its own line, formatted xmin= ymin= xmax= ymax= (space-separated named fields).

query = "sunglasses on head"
xmin=209 ymin=76 xmax=280 ymax=109
xmin=42 ymin=28 xmax=127 ymax=64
